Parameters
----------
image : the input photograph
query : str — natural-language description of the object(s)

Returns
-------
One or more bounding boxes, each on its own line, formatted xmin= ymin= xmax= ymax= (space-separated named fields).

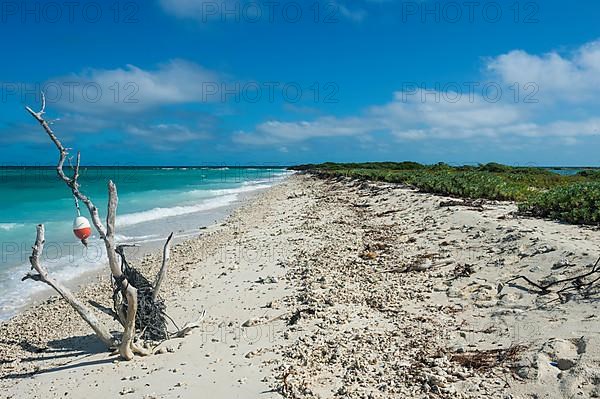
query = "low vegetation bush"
xmin=576 ymin=170 xmax=600 ymax=179
xmin=519 ymin=183 xmax=600 ymax=225
xmin=289 ymin=162 xmax=600 ymax=225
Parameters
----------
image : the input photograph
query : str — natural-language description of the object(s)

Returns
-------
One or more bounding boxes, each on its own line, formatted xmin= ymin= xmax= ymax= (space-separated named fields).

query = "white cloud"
xmin=233 ymin=116 xmax=375 ymax=145
xmin=371 ymin=89 xmax=525 ymax=130
xmin=47 ymin=59 xmax=224 ymax=114
xmin=235 ymin=38 xmax=600 ymax=149
xmin=125 ymin=123 xmax=212 ymax=150
xmin=391 ymin=119 xmax=600 ymax=142
xmin=233 ymin=88 xmax=600 ymax=146
xmin=234 ymin=88 xmax=527 ymax=145
xmin=126 ymin=123 xmax=211 ymax=142
xmin=488 ymin=40 xmax=600 ymax=102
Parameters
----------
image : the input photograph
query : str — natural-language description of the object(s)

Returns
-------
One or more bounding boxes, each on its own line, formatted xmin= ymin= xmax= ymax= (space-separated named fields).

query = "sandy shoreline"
xmin=0 ymin=187 xmax=266 ymax=323
xmin=2 ymin=174 xmax=600 ymax=398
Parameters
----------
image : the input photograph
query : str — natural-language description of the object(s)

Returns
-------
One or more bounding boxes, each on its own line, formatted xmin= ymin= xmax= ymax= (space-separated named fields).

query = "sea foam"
xmin=116 ymin=194 xmax=238 ymax=227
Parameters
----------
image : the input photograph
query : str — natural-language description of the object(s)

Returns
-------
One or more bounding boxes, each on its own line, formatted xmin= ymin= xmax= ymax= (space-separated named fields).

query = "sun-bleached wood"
xmin=24 ymin=224 xmax=116 ymax=348
xmin=25 ymin=96 xmax=142 ymax=359
xmin=24 ymin=95 xmax=196 ymax=359
xmin=152 ymin=232 xmax=174 ymax=301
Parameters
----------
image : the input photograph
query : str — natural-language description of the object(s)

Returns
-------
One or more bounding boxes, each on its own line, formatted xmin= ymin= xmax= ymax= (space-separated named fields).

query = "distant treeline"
xmin=289 ymin=162 xmax=600 ymax=225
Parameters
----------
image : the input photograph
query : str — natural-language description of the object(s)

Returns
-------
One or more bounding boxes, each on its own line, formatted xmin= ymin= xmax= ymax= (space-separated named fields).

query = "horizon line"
xmin=0 ymin=164 xmax=598 ymax=169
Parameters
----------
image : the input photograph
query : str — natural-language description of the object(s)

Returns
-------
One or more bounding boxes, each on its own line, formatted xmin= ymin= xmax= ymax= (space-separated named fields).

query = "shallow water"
xmin=0 ymin=166 xmax=291 ymax=320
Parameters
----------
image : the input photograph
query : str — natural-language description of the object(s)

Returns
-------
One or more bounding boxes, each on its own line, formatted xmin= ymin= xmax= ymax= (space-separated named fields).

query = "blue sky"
xmin=1 ymin=0 xmax=600 ymax=166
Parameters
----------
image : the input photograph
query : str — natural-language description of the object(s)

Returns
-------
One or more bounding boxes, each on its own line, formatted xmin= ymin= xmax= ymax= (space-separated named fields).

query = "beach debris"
xmin=242 ymin=317 xmax=265 ymax=327
xmin=287 ymin=308 xmax=316 ymax=325
xmin=359 ymin=250 xmax=378 ymax=260
xmin=152 ymin=232 xmax=174 ymax=301
xmin=439 ymin=199 xmax=486 ymax=211
xmin=451 ymin=263 xmax=475 ymax=279
xmin=119 ymin=387 xmax=136 ymax=395
xmin=270 ymin=175 xmax=548 ymax=397
xmin=245 ymin=348 xmax=268 ymax=358
xmin=506 ymin=256 xmax=600 ymax=301
xmin=401 ymin=254 xmax=455 ymax=273
xmin=114 ymin=245 xmax=167 ymax=341
xmin=256 ymin=276 xmax=278 ymax=284
xmin=243 ymin=312 xmax=287 ymax=327
xmin=265 ymin=300 xmax=280 ymax=309
xmin=450 ymin=345 xmax=526 ymax=370
xmin=172 ymin=311 xmax=206 ymax=338
xmin=552 ymin=258 xmax=574 ymax=270
xmin=22 ymin=95 xmax=199 ymax=360
xmin=72 ymin=215 xmax=92 ymax=246
xmin=376 ymin=209 xmax=401 ymax=217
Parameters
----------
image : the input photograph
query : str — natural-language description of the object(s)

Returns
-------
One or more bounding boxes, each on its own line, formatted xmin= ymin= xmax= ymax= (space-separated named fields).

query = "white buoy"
xmin=73 ymin=216 xmax=92 ymax=242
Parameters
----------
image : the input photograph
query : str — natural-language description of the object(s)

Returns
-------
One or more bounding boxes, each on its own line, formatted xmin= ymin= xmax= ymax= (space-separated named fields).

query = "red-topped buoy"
xmin=73 ymin=216 xmax=91 ymax=246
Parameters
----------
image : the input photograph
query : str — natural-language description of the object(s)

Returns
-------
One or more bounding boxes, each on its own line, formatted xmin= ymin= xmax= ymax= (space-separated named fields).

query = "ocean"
xmin=0 ymin=167 xmax=291 ymax=321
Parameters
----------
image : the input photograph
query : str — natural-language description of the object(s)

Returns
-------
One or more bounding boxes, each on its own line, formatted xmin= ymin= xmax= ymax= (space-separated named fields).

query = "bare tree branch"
xmin=73 ymin=151 xmax=81 ymax=182
xmin=26 ymin=99 xmax=107 ymax=239
xmin=23 ymin=224 xmax=116 ymax=348
xmin=171 ymin=310 xmax=206 ymax=339
xmin=153 ymin=232 xmax=174 ymax=301
xmin=105 ymin=181 xmax=142 ymax=360
xmin=24 ymin=97 xmax=182 ymax=359
xmin=25 ymin=98 xmax=143 ymax=360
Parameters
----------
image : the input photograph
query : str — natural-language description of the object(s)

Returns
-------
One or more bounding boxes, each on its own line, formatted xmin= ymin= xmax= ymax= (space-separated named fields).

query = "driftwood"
xmin=439 ymin=199 xmax=486 ymax=211
xmin=506 ymin=256 xmax=600 ymax=301
xmin=153 ymin=232 xmax=174 ymax=301
xmin=22 ymin=224 xmax=116 ymax=348
xmin=22 ymin=94 xmax=191 ymax=360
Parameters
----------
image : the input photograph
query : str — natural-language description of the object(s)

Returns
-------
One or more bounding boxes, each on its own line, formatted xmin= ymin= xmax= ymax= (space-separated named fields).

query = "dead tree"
xmin=23 ymin=94 xmax=196 ymax=360
xmin=23 ymin=224 xmax=116 ymax=348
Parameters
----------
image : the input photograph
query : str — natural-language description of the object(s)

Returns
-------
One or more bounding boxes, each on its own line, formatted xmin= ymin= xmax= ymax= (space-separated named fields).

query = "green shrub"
xmin=576 ymin=169 xmax=600 ymax=179
xmin=292 ymin=162 xmax=600 ymax=225
xmin=519 ymin=183 xmax=600 ymax=225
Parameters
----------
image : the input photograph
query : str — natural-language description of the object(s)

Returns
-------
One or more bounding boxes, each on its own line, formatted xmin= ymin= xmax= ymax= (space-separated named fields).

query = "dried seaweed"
xmin=451 ymin=345 xmax=526 ymax=370
xmin=114 ymin=247 xmax=167 ymax=341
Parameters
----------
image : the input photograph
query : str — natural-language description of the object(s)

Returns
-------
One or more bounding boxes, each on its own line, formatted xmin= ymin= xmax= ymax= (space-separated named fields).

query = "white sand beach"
xmin=2 ymin=174 xmax=600 ymax=398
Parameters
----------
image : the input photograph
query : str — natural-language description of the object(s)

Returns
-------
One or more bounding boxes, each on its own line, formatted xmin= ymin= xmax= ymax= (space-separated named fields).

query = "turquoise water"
xmin=546 ymin=168 xmax=583 ymax=176
xmin=0 ymin=167 xmax=291 ymax=320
